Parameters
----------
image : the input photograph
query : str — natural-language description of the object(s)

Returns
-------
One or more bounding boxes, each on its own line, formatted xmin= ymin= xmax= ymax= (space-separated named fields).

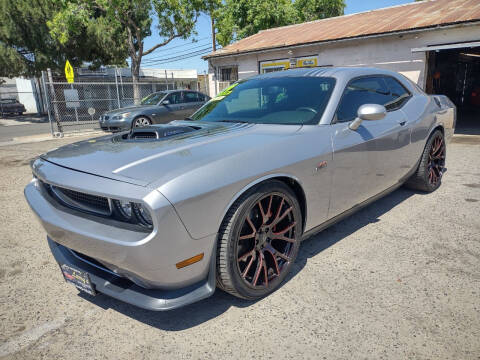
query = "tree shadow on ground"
xmin=79 ymin=187 xmax=419 ymax=331
xmin=0 ymin=114 xmax=48 ymax=123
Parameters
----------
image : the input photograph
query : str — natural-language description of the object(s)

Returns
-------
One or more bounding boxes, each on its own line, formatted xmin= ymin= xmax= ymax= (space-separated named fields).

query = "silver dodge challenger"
xmin=25 ymin=67 xmax=455 ymax=311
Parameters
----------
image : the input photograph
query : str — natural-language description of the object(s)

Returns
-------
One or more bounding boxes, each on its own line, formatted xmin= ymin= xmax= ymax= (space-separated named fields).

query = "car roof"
xmin=154 ymin=89 xmax=199 ymax=95
xmin=255 ymin=66 xmax=405 ymax=82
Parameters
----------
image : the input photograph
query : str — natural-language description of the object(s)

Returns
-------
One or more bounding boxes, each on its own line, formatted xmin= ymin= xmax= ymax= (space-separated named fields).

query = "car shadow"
xmin=79 ymin=186 xmax=418 ymax=331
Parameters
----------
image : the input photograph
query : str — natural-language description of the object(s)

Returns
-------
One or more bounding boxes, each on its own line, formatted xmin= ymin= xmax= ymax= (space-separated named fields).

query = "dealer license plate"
xmin=60 ymin=264 xmax=96 ymax=296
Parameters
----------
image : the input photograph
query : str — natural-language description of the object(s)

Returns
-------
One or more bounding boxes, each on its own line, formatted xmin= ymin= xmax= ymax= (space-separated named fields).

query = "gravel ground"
xmin=0 ymin=136 xmax=479 ymax=359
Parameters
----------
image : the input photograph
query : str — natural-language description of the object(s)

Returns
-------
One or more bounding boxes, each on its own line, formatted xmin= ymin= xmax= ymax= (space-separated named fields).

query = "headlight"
xmin=111 ymin=112 xmax=131 ymax=120
xmin=114 ymin=199 xmax=132 ymax=219
xmin=113 ymin=199 xmax=152 ymax=228
xmin=134 ymin=203 xmax=153 ymax=227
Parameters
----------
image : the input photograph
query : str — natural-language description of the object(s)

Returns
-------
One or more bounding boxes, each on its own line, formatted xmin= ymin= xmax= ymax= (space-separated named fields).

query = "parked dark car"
xmin=99 ymin=90 xmax=210 ymax=132
xmin=0 ymin=98 xmax=26 ymax=116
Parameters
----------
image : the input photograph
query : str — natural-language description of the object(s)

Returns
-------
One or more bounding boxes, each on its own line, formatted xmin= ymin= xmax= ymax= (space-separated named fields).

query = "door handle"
xmin=399 ymin=121 xmax=406 ymax=126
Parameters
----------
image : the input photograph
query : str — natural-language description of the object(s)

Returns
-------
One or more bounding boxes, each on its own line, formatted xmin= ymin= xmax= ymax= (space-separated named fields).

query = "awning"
xmin=412 ymin=41 xmax=480 ymax=52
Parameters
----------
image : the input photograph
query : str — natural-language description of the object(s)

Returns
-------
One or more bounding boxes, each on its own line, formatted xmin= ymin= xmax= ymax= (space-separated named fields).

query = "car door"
xmin=156 ymin=91 xmax=184 ymax=123
xmin=328 ymin=76 xmax=410 ymax=218
xmin=182 ymin=91 xmax=205 ymax=118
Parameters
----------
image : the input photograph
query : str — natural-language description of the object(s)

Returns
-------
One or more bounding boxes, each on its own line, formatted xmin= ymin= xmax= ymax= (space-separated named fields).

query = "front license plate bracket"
xmin=60 ymin=264 xmax=97 ymax=296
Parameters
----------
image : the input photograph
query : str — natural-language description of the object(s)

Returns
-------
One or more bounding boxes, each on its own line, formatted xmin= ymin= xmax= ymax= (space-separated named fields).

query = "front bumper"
xmin=99 ymin=118 xmax=132 ymax=132
xmin=24 ymin=159 xmax=217 ymax=309
xmin=48 ymin=237 xmax=216 ymax=311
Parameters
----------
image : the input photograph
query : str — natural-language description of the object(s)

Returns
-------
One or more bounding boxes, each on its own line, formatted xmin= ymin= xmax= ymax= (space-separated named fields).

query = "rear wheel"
xmin=216 ymin=180 xmax=302 ymax=300
xmin=132 ymin=116 xmax=151 ymax=128
xmin=405 ymin=130 xmax=446 ymax=192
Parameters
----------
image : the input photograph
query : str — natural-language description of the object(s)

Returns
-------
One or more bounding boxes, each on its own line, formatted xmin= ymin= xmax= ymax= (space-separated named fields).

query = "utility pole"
xmin=211 ymin=15 xmax=216 ymax=52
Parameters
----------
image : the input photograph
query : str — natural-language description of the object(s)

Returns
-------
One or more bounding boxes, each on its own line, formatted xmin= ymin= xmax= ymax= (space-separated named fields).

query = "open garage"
xmin=423 ymin=43 xmax=480 ymax=134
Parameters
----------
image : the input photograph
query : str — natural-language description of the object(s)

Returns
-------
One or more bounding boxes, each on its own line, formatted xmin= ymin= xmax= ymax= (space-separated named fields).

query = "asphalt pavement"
xmin=0 ymin=135 xmax=479 ymax=359
xmin=0 ymin=115 xmax=51 ymax=143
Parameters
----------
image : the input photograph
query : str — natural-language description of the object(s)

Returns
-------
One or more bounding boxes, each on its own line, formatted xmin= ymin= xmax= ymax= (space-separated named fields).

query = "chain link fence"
xmin=43 ymin=71 xmax=178 ymax=135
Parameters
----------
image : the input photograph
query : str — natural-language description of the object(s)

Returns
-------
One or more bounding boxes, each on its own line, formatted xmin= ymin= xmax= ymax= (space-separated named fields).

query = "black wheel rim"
xmin=428 ymin=135 xmax=445 ymax=186
xmin=236 ymin=193 xmax=298 ymax=289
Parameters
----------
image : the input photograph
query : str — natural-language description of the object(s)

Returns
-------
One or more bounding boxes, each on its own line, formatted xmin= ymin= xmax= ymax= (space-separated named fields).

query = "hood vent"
xmin=120 ymin=125 xmax=200 ymax=141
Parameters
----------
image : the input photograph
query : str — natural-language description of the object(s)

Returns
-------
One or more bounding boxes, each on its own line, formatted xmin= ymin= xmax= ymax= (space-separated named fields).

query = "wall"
xmin=207 ymin=24 xmax=480 ymax=97
xmin=15 ymin=78 xmax=38 ymax=113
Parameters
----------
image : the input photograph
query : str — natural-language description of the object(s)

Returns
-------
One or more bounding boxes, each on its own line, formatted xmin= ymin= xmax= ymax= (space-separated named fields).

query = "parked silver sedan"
xmin=99 ymin=90 xmax=209 ymax=131
xmin=25 ymin=67 xmax=455 ymax=311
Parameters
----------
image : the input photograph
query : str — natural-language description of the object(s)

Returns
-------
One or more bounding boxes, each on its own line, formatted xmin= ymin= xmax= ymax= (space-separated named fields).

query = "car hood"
xmin=104 ymin=105 xmax=154 ymax=115
xmin=40 ymin=121 xmax=302 ymax=187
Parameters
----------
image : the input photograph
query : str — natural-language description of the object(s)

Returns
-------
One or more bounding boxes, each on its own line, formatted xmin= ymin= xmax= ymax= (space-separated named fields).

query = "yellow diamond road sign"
xmin=65 ymin=60 xmax=74 ymax=83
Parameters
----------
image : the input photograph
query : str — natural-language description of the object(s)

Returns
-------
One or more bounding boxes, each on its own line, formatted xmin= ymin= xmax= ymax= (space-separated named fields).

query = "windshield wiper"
xmin=184 ymin=117 xmax=193 ymax=121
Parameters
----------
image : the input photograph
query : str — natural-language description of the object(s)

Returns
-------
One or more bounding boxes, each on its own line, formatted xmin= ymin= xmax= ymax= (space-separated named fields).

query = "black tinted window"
xmin=384 ymin=77 xmax=411 ymax=110
xmin=166 ymin=92 xmax=182 ymax=104
xmin=337 ymin=77 xmax=391 ymax=122
xmin=184 ymin=92 xmax=198 ymax=103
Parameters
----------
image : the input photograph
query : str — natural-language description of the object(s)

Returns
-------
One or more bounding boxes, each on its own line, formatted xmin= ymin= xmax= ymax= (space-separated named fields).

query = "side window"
xmin=336 ymin=77 xmax=391 ymax=122
xmin=197 ymin=93 xmax=206 ymax=101
xmin=184 ymin=92 xmax=199 ymax=103
xmin=166 ymin=92 xmax=182 ymax=104
xmin=383 ymin=77 xmax=411 ymax=111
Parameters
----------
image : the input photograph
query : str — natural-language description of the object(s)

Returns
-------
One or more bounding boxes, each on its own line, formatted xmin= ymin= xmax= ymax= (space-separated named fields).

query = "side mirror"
xmin=162 ymin=100 xmax=170 ymax=105
xmin=349 ymin=104 xmax=387 ymax=130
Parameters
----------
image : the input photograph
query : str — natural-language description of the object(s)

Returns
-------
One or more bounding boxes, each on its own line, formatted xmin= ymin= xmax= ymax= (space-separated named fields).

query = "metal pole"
xmin=211 ymin=15 xmax=216 ymax=52
xmin=171 ymin=72 xmax=174 ymax=89
xmin=114 ymin=67 xmax=121 ymax=108
xmin=165 ymin=70 xmax=168 ymax=90
xmin=71 ymin=83 xmax=79 ymax=123
xmin=204 ymin=70 xmax=209 ymax=95
xmin=47 ymin=68 xmax=63 ymax=134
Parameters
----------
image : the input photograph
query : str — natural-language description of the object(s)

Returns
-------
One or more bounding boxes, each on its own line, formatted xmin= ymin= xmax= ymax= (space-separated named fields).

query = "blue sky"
xmin=141 ymin=0 xmax=414 ymax=73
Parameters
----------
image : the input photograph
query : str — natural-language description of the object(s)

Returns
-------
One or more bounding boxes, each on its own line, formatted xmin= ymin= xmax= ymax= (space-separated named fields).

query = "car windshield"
xmin=0 ymin=99 xmax=16 ymax=104
xmin=141 ymin=92 xmax=166 ymax=105
xmin=191 ymin=76 xmax=336 ymax=125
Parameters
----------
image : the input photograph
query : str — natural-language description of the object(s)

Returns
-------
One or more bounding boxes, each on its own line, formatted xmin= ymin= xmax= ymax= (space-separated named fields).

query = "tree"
xmin=215 ymin=0 xmax=296 ymax=47
xmin=215 ymin=0 xmax=345 ymax=47
xmin=294 ymin=0 xmax=345 ymax=23
xmin=50 ymin=0 xmax=209 ymax=103
xmin=0 ymin=0 xmax=126 ymax=78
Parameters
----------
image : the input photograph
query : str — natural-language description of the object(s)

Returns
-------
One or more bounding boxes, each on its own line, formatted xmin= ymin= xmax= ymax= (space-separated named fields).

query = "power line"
xmin=141 ymin=46 xmax=213 ymax=65
xmin=142 ymin=48 xmax=213 ymax=66
xmin=141 ymin=41 xmax=212 ymax=64
xmin=143 ymin=36 xmax=211 ymax=56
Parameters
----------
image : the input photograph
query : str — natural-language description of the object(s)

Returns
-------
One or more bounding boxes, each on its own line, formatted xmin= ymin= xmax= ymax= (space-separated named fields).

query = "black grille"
xmin=46 ymin=182 xmax=111 ymax=215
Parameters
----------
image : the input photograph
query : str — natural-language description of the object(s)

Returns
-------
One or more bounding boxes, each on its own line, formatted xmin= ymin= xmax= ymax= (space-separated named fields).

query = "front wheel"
xmin=132 ymin=116 xmax=151 ymax=128
xmin=216 ymin=180 xmax=302 ymax=300
xmin=405 ymin=129 xmax=446 ymax=192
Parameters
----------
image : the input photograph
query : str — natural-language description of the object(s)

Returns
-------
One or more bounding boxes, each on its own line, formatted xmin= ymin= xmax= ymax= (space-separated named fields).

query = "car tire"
xmin=405 ymin=129 xmax=446 ymax=192
xmin=132 ymin=116 xmax=151 ymax=128
xmin=216 ymin=180 xmax=302 ymax=300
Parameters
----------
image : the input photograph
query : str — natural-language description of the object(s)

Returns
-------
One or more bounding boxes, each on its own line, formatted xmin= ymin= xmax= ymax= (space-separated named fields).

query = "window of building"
xmin=219 ymin=66 xmax=238 ymax=82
